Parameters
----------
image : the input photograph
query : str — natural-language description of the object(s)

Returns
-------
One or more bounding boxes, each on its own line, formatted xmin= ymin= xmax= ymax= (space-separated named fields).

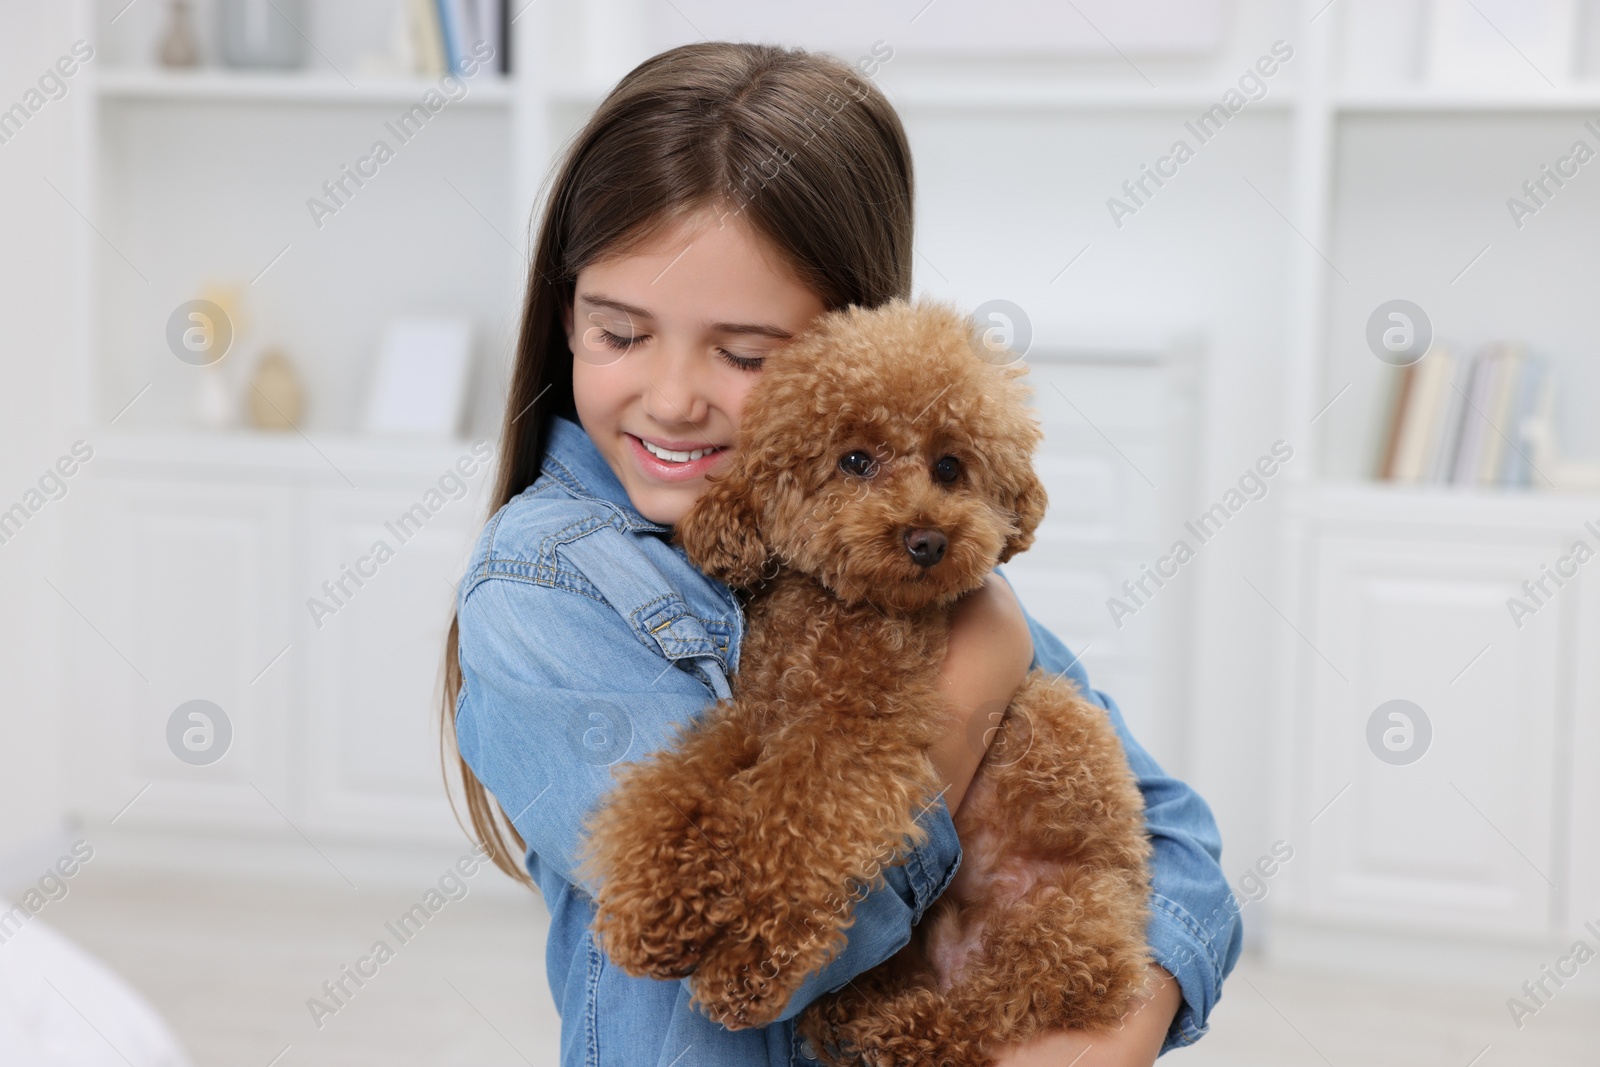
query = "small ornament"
xmin=195 ymin=361 xmax=235 ymax=428
xmin=248 ymin=349 xmax=304 ymax=431
xmin=219 ymin=0 xmax=308 ymax=70
xmin=157 ymin=0 xmax=201 ymax=68
xmin=1524 ymin=409 xmax=1600 ymax=491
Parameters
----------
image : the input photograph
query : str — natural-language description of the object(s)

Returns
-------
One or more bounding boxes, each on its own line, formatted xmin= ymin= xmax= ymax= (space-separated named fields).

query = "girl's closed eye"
xmin=593 ymin=328 xmax=764 ymax=372
xmin=719 ymin=350 xmax=764 ymax=372
xmin=594 ymin=328 xmax=644 ymax=351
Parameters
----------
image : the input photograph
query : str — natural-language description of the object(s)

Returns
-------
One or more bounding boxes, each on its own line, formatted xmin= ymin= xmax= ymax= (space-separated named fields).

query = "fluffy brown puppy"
xmin=575 ymin=297 xmax=1152 ymax=1065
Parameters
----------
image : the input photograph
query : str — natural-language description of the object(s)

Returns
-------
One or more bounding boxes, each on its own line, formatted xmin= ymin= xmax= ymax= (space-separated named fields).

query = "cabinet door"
xmin=69 ymin=478 xmax=295 ymax=829
xmin=1299 ymin=532 xmax=1567 ymax=937
xmin=1568 ymin=560 xmax=1600 ymax=932
xmin=999 ymin=354 xmax=1201 ymax=760
xmin=300 ymin=487 xmax=483 ymax=842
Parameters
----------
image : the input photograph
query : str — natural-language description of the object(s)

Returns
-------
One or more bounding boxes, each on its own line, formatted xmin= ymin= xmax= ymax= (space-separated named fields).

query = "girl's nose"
xmin=643 ymin=345 xmax=711 ymax=426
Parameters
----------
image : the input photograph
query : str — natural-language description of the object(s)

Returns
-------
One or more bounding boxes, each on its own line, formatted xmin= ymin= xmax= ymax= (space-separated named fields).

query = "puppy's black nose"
xmin=904 ymin=527 xmax=947 ymax=568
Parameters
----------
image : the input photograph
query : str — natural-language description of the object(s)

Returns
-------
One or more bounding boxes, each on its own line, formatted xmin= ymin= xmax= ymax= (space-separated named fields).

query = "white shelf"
xmin=1333 ymin=84 xmax=1600 ymax=113
xmin=548 ymin=79 xmax=1298 ymax=113
xmin=94 ymin=68 xmax=514 ymax=107
xmin=1302 ymin=479 xmax=1600 ymax=530
xmin=883 ymin=80 xmax=1298 ymax=112
xmin=89 ymin=425 xmax=489 ymax=486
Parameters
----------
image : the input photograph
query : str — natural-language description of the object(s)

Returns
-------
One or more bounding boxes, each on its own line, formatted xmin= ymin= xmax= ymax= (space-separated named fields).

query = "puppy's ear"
xmin=675 ymin=458 xmax=772 ymax=587
xmin=998 ymin=465 xmax=1047 ymax=563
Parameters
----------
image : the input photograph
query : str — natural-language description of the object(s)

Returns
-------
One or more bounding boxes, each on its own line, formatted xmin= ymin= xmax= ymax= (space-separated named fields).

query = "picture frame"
xmin=362 ymin=318 xmax=474 ymax=438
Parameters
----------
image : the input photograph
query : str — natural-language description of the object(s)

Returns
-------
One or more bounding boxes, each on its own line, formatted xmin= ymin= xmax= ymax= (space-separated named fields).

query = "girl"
xmin=443 ymin=42 xmax=1241 ymax=1067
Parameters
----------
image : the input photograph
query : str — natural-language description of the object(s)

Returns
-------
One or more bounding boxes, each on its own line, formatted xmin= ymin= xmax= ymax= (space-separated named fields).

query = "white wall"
xmin=0 ymin=0 xmax=86 ymax=881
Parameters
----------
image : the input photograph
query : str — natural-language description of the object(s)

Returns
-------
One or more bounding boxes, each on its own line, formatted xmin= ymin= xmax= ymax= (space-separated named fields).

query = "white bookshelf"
xmin=75 ymin=0 xmax=537 ymax=443
xmin=62 ymin=0 xmax=540 ymax=887
xmin=1267 ymin=0 xmax=1600 ymax=981
xmin=53 ymin=0 xmax=1600 ymax=966
xmin=95 ymin=67 xmax=514 ymax=105
xmin=1333 ymin=85 xmax=1600 ymax=111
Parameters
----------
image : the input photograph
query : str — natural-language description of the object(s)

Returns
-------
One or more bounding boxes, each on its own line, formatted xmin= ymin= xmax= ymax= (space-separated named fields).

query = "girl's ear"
xmin=998 ymin=465 xmax=1047 ymax=564
xmin=675 ymin=459 xmax=772 ymax=587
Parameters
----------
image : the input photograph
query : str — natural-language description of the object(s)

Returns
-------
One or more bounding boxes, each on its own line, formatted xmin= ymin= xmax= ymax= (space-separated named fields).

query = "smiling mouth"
xmin=636 ymin=437 xmax=725 ymax=463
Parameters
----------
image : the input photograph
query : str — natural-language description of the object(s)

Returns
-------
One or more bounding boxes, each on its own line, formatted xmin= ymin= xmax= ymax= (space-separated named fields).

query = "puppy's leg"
xmin=687 ymin=710 xmax=942 ymax=1028
xmin=807 ymin=984 xmax=978 ymax=1067
xmin=579 ymin=702 xmax=760 ymax=979
xmin=941 ymin=871 xmax=1154 ymax=1044
xmin=999 ymin=674 xmax=1152 ymax=876
xmin=939 ymin=674 xmax=1154 ymax=1039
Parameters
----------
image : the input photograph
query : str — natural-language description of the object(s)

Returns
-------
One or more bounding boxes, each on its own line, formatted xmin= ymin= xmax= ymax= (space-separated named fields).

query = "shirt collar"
xmin=541 ymin=416 xmax=670 ymax=533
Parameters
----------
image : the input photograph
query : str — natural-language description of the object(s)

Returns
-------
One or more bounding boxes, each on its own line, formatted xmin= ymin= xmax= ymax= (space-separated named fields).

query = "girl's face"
xmin=566 ymin=206 xmax=827 ymax=526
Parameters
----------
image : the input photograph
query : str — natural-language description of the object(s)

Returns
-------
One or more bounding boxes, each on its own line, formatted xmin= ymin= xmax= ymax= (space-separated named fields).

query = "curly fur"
xmin=575 ymin=297 xmax=1153 ymax=1065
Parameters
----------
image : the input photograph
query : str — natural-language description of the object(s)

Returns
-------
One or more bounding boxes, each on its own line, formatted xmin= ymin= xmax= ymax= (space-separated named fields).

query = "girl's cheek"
xmin=722 ymin=370 xmax=765 ymax=433
xmin=570 ymin=357 xmax=614 ymax=412
xmin=569 ymin=359 xmax=593 ymax=416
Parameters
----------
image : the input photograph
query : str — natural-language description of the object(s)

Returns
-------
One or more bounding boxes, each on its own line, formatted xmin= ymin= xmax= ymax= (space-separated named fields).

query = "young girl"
xmin=444 ymin=42 xmax=1241 ymax=1067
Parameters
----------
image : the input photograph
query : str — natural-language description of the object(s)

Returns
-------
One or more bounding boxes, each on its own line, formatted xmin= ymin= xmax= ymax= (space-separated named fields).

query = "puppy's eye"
xmin=839 ymin=450 xmax=878 ymax=478
xmin=933 ymin=455 xmax=962 ymax=485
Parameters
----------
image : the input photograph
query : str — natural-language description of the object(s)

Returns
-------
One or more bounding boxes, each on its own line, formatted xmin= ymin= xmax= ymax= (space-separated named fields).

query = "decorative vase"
xmin=248 ymin=349 xmax=304 ymax=431
xmin=219 ymin=0 xmax=308 ymax=70
xmin=157 ymin=0 xmax=201 ymax=68
xmin=195 ymin=361 xmax=235 ymax=429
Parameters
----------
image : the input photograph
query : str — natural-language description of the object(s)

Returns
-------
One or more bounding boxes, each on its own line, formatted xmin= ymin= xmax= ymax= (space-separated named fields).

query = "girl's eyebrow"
xmin=578 ymin=293 xmax=654 ymax=319
xmin=578 ymin=291 xmax=795 ymax=339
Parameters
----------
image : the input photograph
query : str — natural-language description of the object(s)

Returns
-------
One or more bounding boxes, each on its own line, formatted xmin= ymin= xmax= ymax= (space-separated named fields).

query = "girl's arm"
xmin=929 ymin=572 xmax=1036 ymax=813
xmin=994 ymin=964 xmax=1183 ymax=1065
xmin=1013 ymin=592 xmax=1244 ymax=1054
xmin=454 ymin=573 xmax=1020 ymax=1024
xmin=454 ymin=577 xmax=730 ymax=895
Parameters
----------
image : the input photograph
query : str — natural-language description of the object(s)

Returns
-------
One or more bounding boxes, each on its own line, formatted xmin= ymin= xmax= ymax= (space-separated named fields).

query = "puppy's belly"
xmin=924 ymin=766 xmax=1056 ymax=990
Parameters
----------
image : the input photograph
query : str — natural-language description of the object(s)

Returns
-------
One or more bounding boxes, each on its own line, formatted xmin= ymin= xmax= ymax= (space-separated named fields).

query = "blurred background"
xmin=1 ymin=0 xmax=1597 ymax=1063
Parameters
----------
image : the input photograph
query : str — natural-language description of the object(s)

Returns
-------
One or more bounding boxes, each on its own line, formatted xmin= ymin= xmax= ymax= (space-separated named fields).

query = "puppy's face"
xmin=677 ymin=298 xmax=1046 ymax=613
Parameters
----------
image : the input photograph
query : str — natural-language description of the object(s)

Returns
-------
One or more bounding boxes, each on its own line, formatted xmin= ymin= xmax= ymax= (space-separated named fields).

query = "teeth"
xmin=641 ymin=439 xmax=715 ymax=463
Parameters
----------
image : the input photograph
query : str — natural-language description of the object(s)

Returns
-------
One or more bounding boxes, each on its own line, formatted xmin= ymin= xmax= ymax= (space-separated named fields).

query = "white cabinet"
xmin=1568 ymin=571 xmax=1600 ymax=934
xmin=1276 ymin=486 xmax=1597 ymax=972
xmin=1002 ymin=346 xmax=1204 ymax=767
xmin=71 ymin=433 xmax=493 ymax=856
xmin=301 ymin=485 xmax=479 ymax=841
xmin=71 ymin=477 xmax=296 ymax=831
xmin=1302 ymin=530 xmax=1563 ymax=936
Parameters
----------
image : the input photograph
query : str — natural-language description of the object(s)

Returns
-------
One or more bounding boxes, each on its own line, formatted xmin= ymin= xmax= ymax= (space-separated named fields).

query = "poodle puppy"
xmin=575 ymin=297 xmax=1153 ymax=1066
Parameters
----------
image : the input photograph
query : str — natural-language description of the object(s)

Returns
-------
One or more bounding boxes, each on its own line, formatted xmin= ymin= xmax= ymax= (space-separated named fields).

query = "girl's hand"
xmin=928 ymin=572 xmax=1033 ymax=813
xmin=990 ymin=964 xmax=1182 ymax=1066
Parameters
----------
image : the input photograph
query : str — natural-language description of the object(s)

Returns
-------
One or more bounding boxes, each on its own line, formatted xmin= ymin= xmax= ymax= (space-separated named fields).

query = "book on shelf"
xmin=413 ymin=0 xmax=509 ymax=77
xmin=1374 ymin=341 xmax=1548 ymax=489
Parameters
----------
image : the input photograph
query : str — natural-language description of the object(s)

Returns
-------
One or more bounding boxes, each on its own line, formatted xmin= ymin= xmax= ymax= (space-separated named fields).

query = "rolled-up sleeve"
xmin=455 ymin=573 xmax=966 ymax=1023
xmin=1021 ymin=607 xmax=1243 ymax=1053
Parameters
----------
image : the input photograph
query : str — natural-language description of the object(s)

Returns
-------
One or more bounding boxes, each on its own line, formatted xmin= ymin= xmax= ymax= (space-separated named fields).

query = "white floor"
xmin=32 ymin=869 xmax=1599 ymax=1067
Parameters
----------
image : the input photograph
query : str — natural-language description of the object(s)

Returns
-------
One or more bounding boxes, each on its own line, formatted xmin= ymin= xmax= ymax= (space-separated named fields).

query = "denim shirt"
xmin=455 ymin=416 xmax=1243 ymax=1065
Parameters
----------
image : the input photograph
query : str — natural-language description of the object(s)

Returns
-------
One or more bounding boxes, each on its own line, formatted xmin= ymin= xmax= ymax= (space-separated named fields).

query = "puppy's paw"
xmin=687 ymin=904 xmax=849 ymax=1029
xmin=590 ymin=889 xmax=714 ymax=981
xmin=582 ymin=773 xmax=748 ymax=979
xmin=688 ymin=947 xmax=797 ymax=1030
xmin=590 ymin=825 xmax=745 ymax=979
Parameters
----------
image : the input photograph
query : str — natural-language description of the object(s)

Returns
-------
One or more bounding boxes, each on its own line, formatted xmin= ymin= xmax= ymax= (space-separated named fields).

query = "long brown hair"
xmin=441 ymin=41 xmax=916 ymax=887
